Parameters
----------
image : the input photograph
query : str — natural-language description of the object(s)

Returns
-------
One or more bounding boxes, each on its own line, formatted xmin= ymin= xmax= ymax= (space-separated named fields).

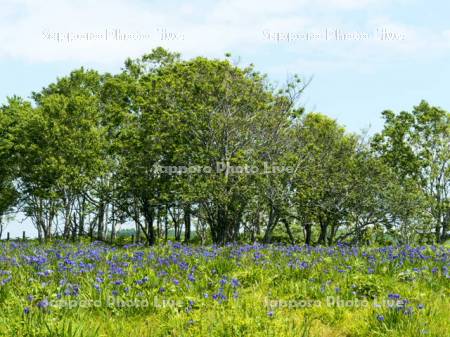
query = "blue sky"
xmin=1 ymin=0 xmax=449 ymax=237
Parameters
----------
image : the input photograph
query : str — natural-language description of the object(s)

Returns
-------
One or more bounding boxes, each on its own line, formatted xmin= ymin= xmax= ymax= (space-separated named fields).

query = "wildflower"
xmin=1 ymin=277 xmax=12 ymax=286
xmin=388 ymin=293 xmax=400 ymax=300
xmin=377 ymin=314 xmax=385 ymax=321
xmin=37 ymin=299 xmax=49 ymax=309
xmin=403 ymin=306 xmax=414 ymax=315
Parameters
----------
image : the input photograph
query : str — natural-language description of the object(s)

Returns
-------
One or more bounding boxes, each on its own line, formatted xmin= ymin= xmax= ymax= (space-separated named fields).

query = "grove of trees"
xmin=0 ymin=48 xmax=448 ymax=245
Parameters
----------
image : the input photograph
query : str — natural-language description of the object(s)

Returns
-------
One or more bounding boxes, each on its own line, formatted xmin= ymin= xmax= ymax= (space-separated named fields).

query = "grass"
xmin=0 ymin=241 xmax=448 ymax=336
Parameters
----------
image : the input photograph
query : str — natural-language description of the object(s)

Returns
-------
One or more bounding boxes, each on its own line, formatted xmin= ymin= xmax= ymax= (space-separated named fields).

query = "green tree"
xmin=0 ymin=98 xmax=21 ymax=238
xmin=14 ymin=69 xmax=108 ymax=240
xmin=290 ymin=113 xmax=358 ymax=245
xmin=372 ymin=101 xmax=449 ymax=242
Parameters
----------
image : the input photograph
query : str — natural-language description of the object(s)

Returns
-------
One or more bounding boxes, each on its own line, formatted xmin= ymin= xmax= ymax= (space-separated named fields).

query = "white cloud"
xmin=315 ymin=0 xmax=380 ymax=10
xmin=0 ymin=0 xmax=448 ymax=74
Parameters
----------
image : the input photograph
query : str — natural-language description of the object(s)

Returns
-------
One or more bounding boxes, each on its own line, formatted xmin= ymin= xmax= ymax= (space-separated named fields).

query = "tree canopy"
xmin=1 ymin=48 xmax=448 ymax=245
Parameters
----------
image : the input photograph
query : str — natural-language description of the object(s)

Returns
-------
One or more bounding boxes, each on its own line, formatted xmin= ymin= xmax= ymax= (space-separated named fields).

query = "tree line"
xmin=0 ymin=48 xmax=448 ymax=245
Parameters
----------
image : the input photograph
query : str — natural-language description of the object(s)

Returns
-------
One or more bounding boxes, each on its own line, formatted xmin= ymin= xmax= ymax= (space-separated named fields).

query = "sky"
xmin=1 ymin=0 xmax=449 ymax=237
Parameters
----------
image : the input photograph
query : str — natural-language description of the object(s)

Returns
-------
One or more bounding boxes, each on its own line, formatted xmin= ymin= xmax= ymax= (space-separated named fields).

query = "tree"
xmin=289 ymin=113 xmax=357 ymax=245
xmin=372 ymin=101 xmax=449 ymax=242
xmin=14 ymin=69 xmax=108 ymax=241
xmin=112 ymin=50 xmax=306 ymax=244
xmin=2 ymin=48 xmax=447 ymax=247
xmin=0 ymin=98 xmax=21 ymax=238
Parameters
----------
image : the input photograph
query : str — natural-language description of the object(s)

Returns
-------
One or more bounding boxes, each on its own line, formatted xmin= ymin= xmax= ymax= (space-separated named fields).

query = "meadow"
xmin=0 ymin=241 xmax=448 ymax=337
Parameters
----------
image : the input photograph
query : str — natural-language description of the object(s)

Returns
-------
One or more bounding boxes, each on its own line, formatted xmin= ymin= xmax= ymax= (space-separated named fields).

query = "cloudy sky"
xmin=1 ymin=0 xmax=449 ymax=236
xmin=2 ymin=0 xmax=450 ymax=131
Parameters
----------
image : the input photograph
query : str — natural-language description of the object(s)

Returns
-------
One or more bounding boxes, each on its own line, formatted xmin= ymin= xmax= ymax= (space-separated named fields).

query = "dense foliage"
xmin=0 ymin=48 xmax=448 ymax=245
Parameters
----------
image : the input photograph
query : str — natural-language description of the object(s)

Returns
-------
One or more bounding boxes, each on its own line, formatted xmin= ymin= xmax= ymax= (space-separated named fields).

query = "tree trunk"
xmin=328 ymin=223 xmax=339 ymax=245
xmin=78 ymin=196 xmax=85 ymax=238
xmin=282 ymin=218 xmax=295 ymax=244
xmin=184 ymin=204 xmax=191 ymax=243
xmin=142 ymin=198 xmax=155 ymax=245
xmin=317 ymin=215 xmax=328 ymax=245
xmin=304 ymin=223 xmax=312 ymax=245
xmin=71 ymin=214 xmax=77 ymax=241
xmin=111 ymin=204 xmax=116 ymax=243
xmin=440 ymin=213 xmax=448 ymax=243
xmin=164 ymin=206 xmax=168 ymax=240
xmin=63 ymin=197 xmax=72 ymax=239
xmin=263 ymin=206 xmax=279 ymax=243
xmin=97 ymin=201 xmax=105 ymax=240
xmin=156 ymin=207 xmax=161 ymax=240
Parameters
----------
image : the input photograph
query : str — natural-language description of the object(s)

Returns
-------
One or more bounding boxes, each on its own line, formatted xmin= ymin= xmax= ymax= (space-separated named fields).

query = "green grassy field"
xmin=0 ymin=241 xmax=448 ymax=337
